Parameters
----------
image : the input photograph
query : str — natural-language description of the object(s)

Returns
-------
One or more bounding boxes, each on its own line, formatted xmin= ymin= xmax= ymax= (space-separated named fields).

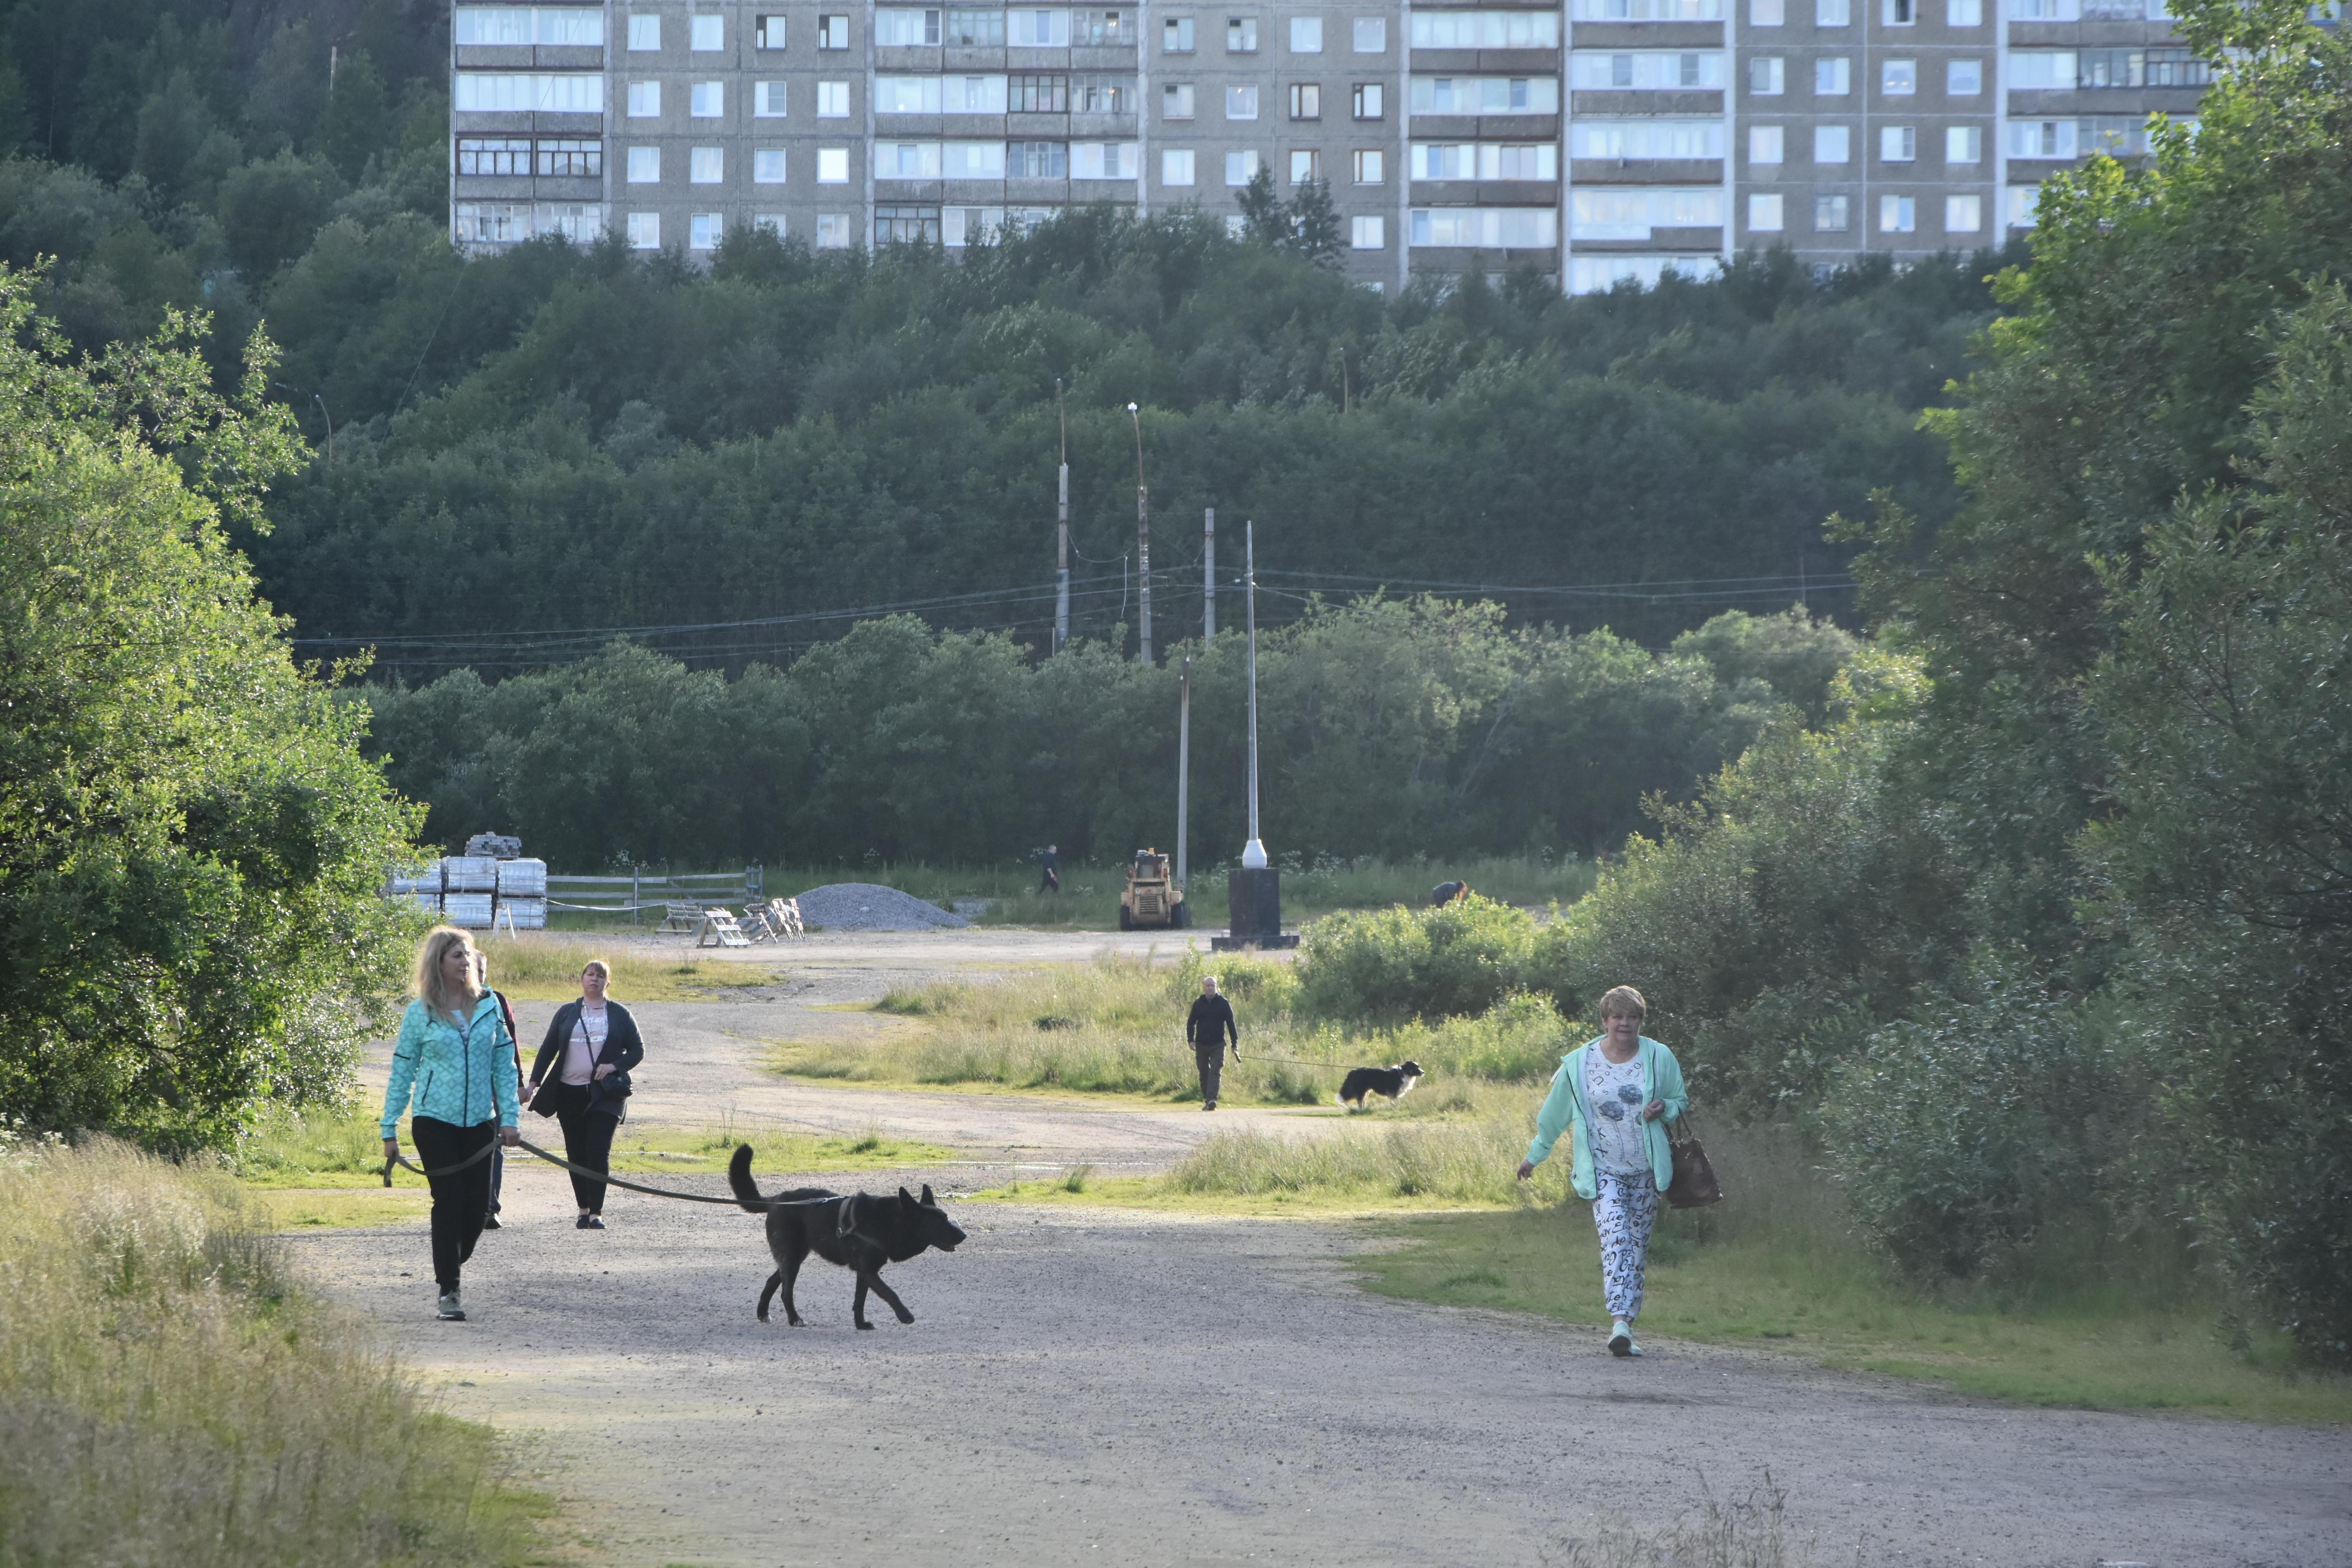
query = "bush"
xmin=1816 ymin=956 xmax=2130 ymax=1282
xmin=1295 ymin=895 xmax=1540 ymax=1023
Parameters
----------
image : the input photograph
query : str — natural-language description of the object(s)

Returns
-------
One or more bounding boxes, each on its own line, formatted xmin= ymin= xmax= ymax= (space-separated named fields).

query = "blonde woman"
xmin=380 ymin=926 xmax=521 ymax=1321
xmin=1516 ymin=986 xmax=1689 ymax=1358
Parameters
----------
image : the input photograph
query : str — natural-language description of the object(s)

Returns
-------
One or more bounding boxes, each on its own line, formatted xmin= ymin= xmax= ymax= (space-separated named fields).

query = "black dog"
xmin=1339 ymin=1060 xmax=1426 ymax=1109
xmin=727 ymin=1145 xmax=965 ymax=1329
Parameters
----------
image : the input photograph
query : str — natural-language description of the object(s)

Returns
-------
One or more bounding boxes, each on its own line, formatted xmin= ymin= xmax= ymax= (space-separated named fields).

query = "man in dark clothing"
xmin=1186 ymin=975 xmax=1239 ymax=1109
xmin=1039 ymin=844 xmax=1060 ymax=894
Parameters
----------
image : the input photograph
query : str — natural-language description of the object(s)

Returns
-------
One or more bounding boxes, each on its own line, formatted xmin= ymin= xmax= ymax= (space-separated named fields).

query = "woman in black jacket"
xmin=525 ymin=959 xmax=645 ymax=1228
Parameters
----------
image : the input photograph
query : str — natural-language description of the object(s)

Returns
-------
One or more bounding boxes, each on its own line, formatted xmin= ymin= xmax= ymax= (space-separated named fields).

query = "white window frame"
xmin=691 ymin=81 xmax=724 ymax=117
xmin=1882 ymin=58 xmax=1916 ymax=94
xmin=691 ymin=146 xmax=724 ymax=182
xmin=626 ymin=211 xmax=661 ymax=247
xmin=1163 ymin=147 xmax=1197 ymax=184
xmin=1945 ymin=192 xmax=1983 ymax=232
xmin=1814 ymin=57 xmax=1850 ymax=95
xmin=1290 ymin=16 xmax=1324 ymax=51
xmin=1749 ymin=123 xmax=1784 ymax=162
xmin=818 ymin=80 xmax=853 ymax=116
xmin=1749 ymin=191 xmax=1785 ymax=229
xmin=754 ymin=148 xmax=787 ymax=183
xmin=1880 ymin=124 xmax=1915 ymax=161
xmin=1224 ymin=147 xmax=1260 ymax=183
xmin=755 ymin=81 xmax=788 ymax=116
xmin=1350 ymin=214 xmax=1385 ymax=248
xmin=1947 ymin=58 xmax=1983 ymax=94
xmin=627 ymin=145 xmax=660 ymax=182
xmin=1353 ymin=16 xmax=1386 ymax=51
xmin=1164 ymin=81 xmax=1197 ymax=117
xmin=691 ymin=14 xmax=724 ymax=48
xmin=1879 ymin=193 xmax=1916 ymax=232
xmin=1750 ymin=56 xmax=1785 ymax=94
xmin=1226 ymin=83 xmax=1260 ymax=119
xmin=1815 ymin=124 xmax=1850 ymax=161
xmin=818 ymin=146 xmax=852 ymax=183
xmin=628 ymin=13 xmax=660 ymax=48
xmin=1353 ymin=147 xmax=1384 ymax=182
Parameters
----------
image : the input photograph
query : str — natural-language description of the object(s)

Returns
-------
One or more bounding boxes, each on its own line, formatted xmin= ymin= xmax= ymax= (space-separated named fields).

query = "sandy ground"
xmin=298 ymin=933 xmax=2352 ymax=1568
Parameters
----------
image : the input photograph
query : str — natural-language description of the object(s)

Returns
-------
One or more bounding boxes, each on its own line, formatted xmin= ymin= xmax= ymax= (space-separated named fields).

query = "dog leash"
xmin=380 ymin=1138 xmax=843 ymax=1207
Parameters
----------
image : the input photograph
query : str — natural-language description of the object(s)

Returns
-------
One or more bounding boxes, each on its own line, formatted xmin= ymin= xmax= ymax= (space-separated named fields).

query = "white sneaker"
xmin=437 ymin=1289 xmax=465 ymax=1321
xmin=1608 ymin=1319 xmax=1634 ymax=1357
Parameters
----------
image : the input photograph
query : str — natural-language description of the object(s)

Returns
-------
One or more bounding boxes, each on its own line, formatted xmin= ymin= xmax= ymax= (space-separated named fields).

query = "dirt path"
xmin=303 ymin=934 xmax=2352 ymax=1568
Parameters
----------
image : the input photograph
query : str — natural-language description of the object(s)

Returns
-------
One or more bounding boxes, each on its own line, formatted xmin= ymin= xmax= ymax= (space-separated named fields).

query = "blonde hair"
xmin=581 ymin=959 xmax=611 ymax=982
xmin=1598 ymin=985 xmax=1647 ymax=1020
xmin=414 ymin=927 xmax=483 ymax=1021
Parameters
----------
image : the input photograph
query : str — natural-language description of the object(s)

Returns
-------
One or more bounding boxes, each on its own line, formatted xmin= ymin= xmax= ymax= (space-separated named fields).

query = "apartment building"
xmin=449 ymin=0 xmax=2209 ymax=292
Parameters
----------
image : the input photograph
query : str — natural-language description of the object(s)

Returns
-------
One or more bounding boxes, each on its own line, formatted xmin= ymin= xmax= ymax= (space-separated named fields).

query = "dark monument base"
xmin=1211 ymin=866 xmax=1299 ymax=951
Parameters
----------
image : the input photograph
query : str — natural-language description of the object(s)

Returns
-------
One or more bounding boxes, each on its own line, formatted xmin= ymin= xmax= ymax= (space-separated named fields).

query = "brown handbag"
xmin=1664 ymin=1111 xmax=1723 ymax=1209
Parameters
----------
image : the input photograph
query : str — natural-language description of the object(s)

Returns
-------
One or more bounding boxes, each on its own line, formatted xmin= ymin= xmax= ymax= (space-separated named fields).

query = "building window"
xmin=1884 ymin=0 xmax=1915 ymax=21
xmin=1946 ymin=124 xmax=1983 ymax=162
xmin=1880 ymin=194 xmax=1915 ymax=232
xmin=1165 ymin=82 xmax=1196 ymax=117
xmin=1945 ymin=192 xmax=1983 ymax=232
xmin=2006 ymin=185 xmax=2038 ymax=228
xmin=1817 ymin=0 xmax=1851 ymax=22
xmin=1071 ymin=141 xmax=1138 ymax=177
xmin=1009 ymin=7 xmax=1072 ymax=44
xmin=627 ymin=81 xmax=660 ymax=116
xmin=1751 ymin=0 xmax=1785 ymax=20
xmin=1224 ymin=148 xmax=1260 ymax=183
xmin=692 ymin=14 xmax=723 ymax=48
xmin=756 ymin=15 xmax=787 ymax=47
xmin=458 ymin=8 xmax=605 ymax=45
xmin=818 ymin=146 xmax=851 ymax=182
xmin=1948 ymin=58 xmax=1982 ymax=94
xmin=1880 ymin=124 xmax=1915 ymax=160
xmin=876 ymin=8 xmax=939 ymax=43
xmin=1289 ymin=83 xmax=1320 ymax=119
xmin=537 ymin=138 xmax=601 ymax=175
xmin=456 ymin=203 xmax=531 ymax=242
xmin=1163 ymin=147 xmax=1197 ymax=183
xmin=949 ymin=6 xmax=1009 ymax=43
xmin=1350 ymin=214 xmax=1384 ymax=248
xmin=1012 ymin=73 xmax=1071 ymax=111
xmin=627 ymin=211 xmax=660 ymax=247
xmin=1010 ymin=140 xmax=1068 ymax=176
xmin=1290 ymin=16 xmax=1323 ymax=51
xmin=1227 ymin=83 xmax=1260 ymax=118
xmin=1815 ymin=57 xmax=1850 ymax=95
xmin=1814 ymin=193 xmax=1848 ymax=230
xmin=1354 ymin=16 xmax=1386 ymax=50
xmin=1352 ymin=81 xmax=1384 ymax=118
xmin=1815 ymin=125 xmax=1850 ymax=161
xmin=457 ymin=137 xmax=533 ymax=175
xmin=1749 ymin=124 xmax=1784 ymax=163
xmin=627 ymin=145 xmax=660 ymax=181
xmin=1750 ymin=56 xmax=1785 ymax=94
xmin=818 ymin=14 xmax=851 ymax=47
xmin=1290 ymin=148 xmax=1321 ymax=183
xmin=628 ymin=13 xmax=660 ymax=48
xmin=754 ymin=148 xmax=787 ymax=182
xmin=689 ymin=212 xmax=723 ymax=248
xmin=755 ymin=81 xmax=787 ymax=115
xmin=1165 ymin=15 xmax=1195 ymax=49
xmin=1353 ymin=147 xmax=1383 ymax=182
xmin=1227 ymin=16 xmax=1258 ymax=51
xmin=1077 ymin=10 xmax=1136 ymax=47
xmin=691 ymin=146 xmax=723 ymax=182
xmin=818 ymin=80 xmax=851 ymax=116
xmin=537 ymin=201 xmax=602 ymax=241
xmin=1882 ymin=58 xmax=1915 ymax=94
xmin=816 ymin=214 xmax=853 ymax=247
xmin=1749 ymin=192 xmax=1785 ymax=230
xmin=1948 ymin=0 xmax=1983 ymax=21
xmin=691 ymin=81 xmax=723 ymax=116
xmin=945 ymin=139 xmax=1008 ymax=175
xmin=876 ymin=205 xmax=943 ymax=244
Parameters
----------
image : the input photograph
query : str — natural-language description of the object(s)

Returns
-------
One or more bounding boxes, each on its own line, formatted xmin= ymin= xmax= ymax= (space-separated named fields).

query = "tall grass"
xmin=0 ymin=1137 xmax=544 ymax=1566
xmin=467 ymin=935 xmax=783 ymax=1002
xmin=1164 ymin=1119 xmax=1536 ymax=1205
xmin=780 ymin=950 xmax=1578 ymax=1102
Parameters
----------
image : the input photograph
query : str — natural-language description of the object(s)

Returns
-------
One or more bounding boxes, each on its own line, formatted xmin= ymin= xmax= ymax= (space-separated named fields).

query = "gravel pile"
xmin=789 ymin=882 xmax=970 ymax=931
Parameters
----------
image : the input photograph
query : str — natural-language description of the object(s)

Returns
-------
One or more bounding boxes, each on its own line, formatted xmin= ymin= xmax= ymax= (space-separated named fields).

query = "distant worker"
xmin=1186 ymin=975 xmax=1240 ymax=1110
xmin=1430 ymin=880 xmax=1470 ymax=907
xmin=1038 ymin=844 xmax=1060 ymax=894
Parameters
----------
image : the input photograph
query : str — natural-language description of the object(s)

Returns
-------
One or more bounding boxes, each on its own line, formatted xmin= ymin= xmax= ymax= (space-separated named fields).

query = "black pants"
xmin=1040 ymin=867 xmax=1059 ymax=892
xmin=555 ymin=1099 xmax=620 ymax=1213
xmin=411 ymin=1116 xmax=498 ymax=1291
xmin=1194 ymin=1043 xmax=1224 ymax=1106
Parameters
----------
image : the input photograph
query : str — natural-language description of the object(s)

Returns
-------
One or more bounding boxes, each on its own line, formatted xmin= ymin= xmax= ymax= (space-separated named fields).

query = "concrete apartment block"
xmin=449 ymin=0 xmax=2213 ymax=292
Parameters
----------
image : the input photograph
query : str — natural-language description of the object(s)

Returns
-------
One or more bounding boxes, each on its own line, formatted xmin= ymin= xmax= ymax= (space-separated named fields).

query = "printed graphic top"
xmin=1582 ymin=1048 xmax=1651 ymax=1176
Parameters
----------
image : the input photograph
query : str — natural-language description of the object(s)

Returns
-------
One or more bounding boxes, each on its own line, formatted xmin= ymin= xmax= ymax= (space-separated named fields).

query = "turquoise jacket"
xmin=379 ymin=994 xmax=520 ymax=1137
xmin=1524 ymin=1036 xmax=1689 ymax=1202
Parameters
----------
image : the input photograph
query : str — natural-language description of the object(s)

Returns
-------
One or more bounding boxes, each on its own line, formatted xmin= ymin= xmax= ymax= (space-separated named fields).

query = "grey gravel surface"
xmin=293 ymin=1183 xmax=2351 ymax=1568
xmin=788 ymin=883 xmax=969 ymax=931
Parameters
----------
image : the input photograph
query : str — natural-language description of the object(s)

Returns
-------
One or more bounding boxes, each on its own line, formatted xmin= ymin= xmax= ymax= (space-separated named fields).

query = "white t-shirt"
xmin=563 ymin=1003 xmax=608 ymax=1085
xmin=1583 ymin=1047 xmax=1650 ymax=1175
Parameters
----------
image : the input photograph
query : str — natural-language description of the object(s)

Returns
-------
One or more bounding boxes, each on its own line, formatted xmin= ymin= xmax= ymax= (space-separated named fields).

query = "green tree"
xmin=314 ymin=51 xmax=389 ymax=184
xmin=216 ymin=151 xmax=343 ymax=280
xmin=0 ymin=269 xmax=420 ymax=1153
xmin=1235 ymin=165 xmax=1286 ymax=245
xmin=1287 ymin=177 xmax=1344 ymax=266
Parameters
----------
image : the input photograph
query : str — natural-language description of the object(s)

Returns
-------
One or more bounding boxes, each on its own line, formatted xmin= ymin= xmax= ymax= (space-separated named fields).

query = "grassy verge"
xmin=469 ymin=936 xmax=787 ymax=1003
xmin=0 ymin=1136 xmax=556 ymax=1566
xmin=770 ymin=951 xmax=1580 ymax=1104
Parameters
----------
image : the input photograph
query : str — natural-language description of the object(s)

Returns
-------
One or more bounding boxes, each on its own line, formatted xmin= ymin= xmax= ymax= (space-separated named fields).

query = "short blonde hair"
xmin=1598 ymin=985 xmax=1647 ymax=1020
xmin=414 ymin=926 xmax=482 ymax=1020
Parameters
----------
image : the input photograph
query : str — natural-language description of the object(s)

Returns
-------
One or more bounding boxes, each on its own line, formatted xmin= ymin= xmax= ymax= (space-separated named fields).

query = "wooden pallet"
xmin=694 ymin=907 xmax=753 ymax=948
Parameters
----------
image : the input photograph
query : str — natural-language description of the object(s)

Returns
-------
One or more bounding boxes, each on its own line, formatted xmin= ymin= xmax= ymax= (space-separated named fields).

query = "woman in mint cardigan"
xmin=1516 ymin=986 xmax=1688 ymax=1357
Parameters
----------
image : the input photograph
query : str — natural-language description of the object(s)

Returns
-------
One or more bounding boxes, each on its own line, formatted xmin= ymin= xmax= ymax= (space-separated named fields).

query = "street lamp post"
xmin=1128 ymin=401 xmax=1151 ymax=665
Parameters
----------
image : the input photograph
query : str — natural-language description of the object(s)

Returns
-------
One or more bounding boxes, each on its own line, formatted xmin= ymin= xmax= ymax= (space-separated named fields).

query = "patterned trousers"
xmin=1592 ymin=1167 xmax=1660 ymax=1321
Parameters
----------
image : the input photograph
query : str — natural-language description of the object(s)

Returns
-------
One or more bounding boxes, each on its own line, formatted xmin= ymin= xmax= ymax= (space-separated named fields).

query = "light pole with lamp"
xmin=1128 ymin=401 xmax=1152 ymax=665
xmin=1214 ymin=520 xmax=1294 ymax=949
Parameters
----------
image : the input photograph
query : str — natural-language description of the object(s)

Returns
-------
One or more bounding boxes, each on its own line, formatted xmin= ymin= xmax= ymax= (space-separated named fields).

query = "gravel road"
xmin=302 ymin=933 xmax=2350 ymax=1568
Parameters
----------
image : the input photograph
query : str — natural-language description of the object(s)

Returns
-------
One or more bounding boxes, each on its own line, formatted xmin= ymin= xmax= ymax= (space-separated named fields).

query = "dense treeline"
xmin=1516 ymin=0 xmax=2352 ymax=1365
xmin=0 ymin=3 xmax=2022 ymax=664
xmin=362 ymin=600 xmax=1857 ymax=867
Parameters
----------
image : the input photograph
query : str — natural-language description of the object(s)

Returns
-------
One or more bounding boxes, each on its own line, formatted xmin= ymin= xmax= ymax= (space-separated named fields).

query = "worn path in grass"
xmin=294 ymin=1183 xmax=2350 ymax=1568
xmin=306 ymin=933 xmax=2352 ymax=1567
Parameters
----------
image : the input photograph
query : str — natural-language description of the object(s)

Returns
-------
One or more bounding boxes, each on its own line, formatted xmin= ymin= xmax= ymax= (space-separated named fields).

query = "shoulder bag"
xmin=1663 ymin=1109 xmax=1723 ymax=1209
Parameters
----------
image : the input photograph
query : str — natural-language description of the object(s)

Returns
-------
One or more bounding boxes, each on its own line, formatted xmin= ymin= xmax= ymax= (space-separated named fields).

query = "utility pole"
xmin=1203 ymin=507 xmax=1216 ymax=640
xmin=1176 ymin=655 xmax=1192 ymax=894
xmin=1241 ymin=521 xmax=1265 ymax=870
xmin=1128 ymin=401 xmax=1151 ymax=664
xmin=1054 ymin=379 xmax=1070 ymax=653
